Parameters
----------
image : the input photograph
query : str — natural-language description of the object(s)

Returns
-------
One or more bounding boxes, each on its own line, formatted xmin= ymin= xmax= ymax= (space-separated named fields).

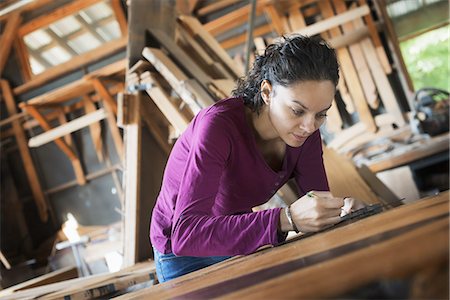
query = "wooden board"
xmin=0 ymin=13 xmax=22 ymax=73
xmin=116 ymin=192 xmax=449 ymax=299
xmin=1 ymin=79 xmax=49 ymax=221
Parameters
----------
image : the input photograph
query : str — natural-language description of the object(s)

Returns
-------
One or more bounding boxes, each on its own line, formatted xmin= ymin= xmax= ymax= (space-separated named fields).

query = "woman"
xmin=150 ymin=34 xmax=362 ymax=283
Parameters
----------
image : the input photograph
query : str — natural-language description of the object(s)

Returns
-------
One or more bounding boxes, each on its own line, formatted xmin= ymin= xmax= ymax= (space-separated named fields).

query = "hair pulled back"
xmin=232 ymin=35 xmax=339 ymax=113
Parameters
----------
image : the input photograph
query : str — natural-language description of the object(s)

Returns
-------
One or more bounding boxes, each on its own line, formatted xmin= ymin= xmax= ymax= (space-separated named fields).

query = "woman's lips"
xmin=292 ymin=133 xmax=308 ymax=142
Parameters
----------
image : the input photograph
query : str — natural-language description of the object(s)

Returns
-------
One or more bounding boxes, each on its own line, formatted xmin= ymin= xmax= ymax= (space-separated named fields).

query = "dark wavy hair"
xmin=232 ymin=35 xmax=339 ymax=113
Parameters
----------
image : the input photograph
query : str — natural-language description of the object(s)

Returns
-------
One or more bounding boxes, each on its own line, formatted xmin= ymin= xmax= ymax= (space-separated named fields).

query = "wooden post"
xmin=21 ymin=104 xmax=87 ymax=185
xmin=1 ymin=79 xmax=49 ymax=221
xmin=83 ymin=95 xmax=104 ymax=162
xmin=0 ymin=13 xmax=22 ymax=74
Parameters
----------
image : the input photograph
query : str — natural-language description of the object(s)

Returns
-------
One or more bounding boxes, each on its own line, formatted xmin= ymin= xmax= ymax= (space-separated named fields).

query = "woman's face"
xmin=260 ymin=80 xmax=335 ymax=147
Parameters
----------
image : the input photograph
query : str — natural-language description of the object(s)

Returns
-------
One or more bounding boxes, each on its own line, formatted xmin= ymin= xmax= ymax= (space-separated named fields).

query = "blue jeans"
xmin=153 ymin=247 xmax=231 ymax=283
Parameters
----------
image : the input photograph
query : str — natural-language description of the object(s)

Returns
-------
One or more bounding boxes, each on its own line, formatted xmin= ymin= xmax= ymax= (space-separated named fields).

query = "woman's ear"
xmin=260 ymin=80 xmax=272 ymax=105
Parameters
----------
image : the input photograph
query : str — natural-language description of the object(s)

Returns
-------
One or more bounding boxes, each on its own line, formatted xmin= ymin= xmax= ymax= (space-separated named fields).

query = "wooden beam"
xmin=56 ymin=108 xmax=73 ymax=147
xmin=142 ymin=47 xmax=213 ymax=113
xmin=358 ymin=0 xmax=391 ymax=74
xmin=28 ymin=109 xmax=107 ymax=148
xmin=353 ymin=17 xmax=406 ymax=127
xmin=295 ymin=5 xmax=370 ymax=37
xmin=263 ymin=4 xmax=290 ymax=35
xmin=221 ymin=23 xmax=272 ymax=50
xmin=197 ymin=0 xmax=242 ymax=17
xmin=110 ymin=0 xmax=127 ymax=36
xmin=14 ymin=36 xmax=127 ymax=95
xmin=83 ymin=95 xmax=104 ymax=162
xmin=333 ymin=0 xmax=378 ymax=110
xmin=318 ymin=0 xmax=377 ymax=133
xmin=18 ymin=0 xmax=102 ymax=36
xmin=177 ymin=15 xmax=244 ymax=78
xmin=0 ymin=12 xmax=22 ymax=74
xmin=20 ymin=104 xmax=86 ymax=185
xmin=1 ymin=79 xmax=49 ymax=222
xmin=141 ymin=71 xmax=190 ymax=134
xmin=92 ymin=79 xmax=124 ymax=160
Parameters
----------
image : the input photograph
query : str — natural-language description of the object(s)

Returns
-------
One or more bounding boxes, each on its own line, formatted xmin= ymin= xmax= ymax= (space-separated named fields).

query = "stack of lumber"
xmin=0 ymin=261 xmax=156 ymax=300
xmin=192 ymin=0 xmax=407 ymax=136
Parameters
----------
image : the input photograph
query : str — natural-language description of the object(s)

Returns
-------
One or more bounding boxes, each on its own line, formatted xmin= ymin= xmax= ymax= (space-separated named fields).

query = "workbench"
xmin=116 ymin=191 xmax=449 ymax=299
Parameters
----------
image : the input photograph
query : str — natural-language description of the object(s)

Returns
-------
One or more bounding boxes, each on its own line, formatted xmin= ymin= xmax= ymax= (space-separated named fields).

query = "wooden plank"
xmin=110 ymin=0 xmax=127 ymax=36
xmin=92 ymin=78 xmax=118 ymax=115
xmin=203 ymin=1 xmax=268 ymax=36
xmin=0 ymin=0 xmax=54 ymax=22
xmin=142 ymin=47 xmax=212 ymax=114
xmin=18 ymin=0 xmax=101 ymax=36
xmin=197 ymin=0 xmax=243 ymax=17
xmin=112 ymin=192 xmax=449 ymax=299
xmin=323 ymin=145 xmax=379 ymax=204
xmin=263 ymin=4 xmax=290 ymax=35
xmin=0 ymin=13 xmax=22 ymax=74
xmin=333 ymin=0 xmax=378 ymax=109
xmin=353 ymin=17 xmax=406 ymax=127
xmin=21 ymin=104 xmax=86 ymax=185
xmin=318 ymin=0 xmax=376 ymax=132
xmin=83 ymin=95 xmax=104 ymax=162
xmin=295 ymin=5 xmax=370 ymax=37
xmin=140 ymin=97 xmax=172 ymax=154
xmin=13 ymin=37 xmax=127 ymax=95
xmin=14 ymin=33 xmax=33 ymax=81
xmin=56 ymin=108 xmax=73 ymax=147
xmin=92 ymin=79 xmax=124 ymax=160
xmin=367 ymin=133 xmax=449 ymax=173
xmin=1 ymin=79 xmax=49 ymax=221
xmin=177 ymin=15 xmax=244 ymax=78
xmin=28 ymin=109 xmax=107 ymax=147
xmin=148 ymin=29 xmax=214 ymax=90
xmin=288 ymin=5 xmax=306 ymax=32
xmin=221 ymin=23 xmax=272 ymax=50
xmin=141 ymin=71 xmax=190 ymax=134
xmin=357 ymin=0 xmax=391 ymax=74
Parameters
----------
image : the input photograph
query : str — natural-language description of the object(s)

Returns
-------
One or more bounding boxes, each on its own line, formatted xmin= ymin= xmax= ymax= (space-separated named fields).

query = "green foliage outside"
xmin=400 ymin=25 xmax=449 ymax=92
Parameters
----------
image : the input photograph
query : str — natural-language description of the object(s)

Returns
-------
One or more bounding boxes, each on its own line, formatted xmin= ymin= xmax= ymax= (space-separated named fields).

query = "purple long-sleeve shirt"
xmin=150 ymin=97 xmax=329 ymax=257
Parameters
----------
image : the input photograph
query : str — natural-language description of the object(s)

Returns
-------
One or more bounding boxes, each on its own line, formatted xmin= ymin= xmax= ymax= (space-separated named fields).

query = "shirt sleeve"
xmin=294 ymin=130 xmax=330 ymax=196
xmin=171 ymin=112 xmax=282 ymax=257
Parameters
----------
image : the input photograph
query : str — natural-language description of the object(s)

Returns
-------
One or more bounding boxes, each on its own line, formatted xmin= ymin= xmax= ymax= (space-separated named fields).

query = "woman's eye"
xmin=292 ymin=109 xmax=304 ymax=116
xmin=316 ymin=113 xmax=328 ymax=119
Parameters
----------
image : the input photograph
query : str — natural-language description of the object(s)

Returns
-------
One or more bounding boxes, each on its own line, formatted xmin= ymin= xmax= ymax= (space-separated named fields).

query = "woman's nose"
xmin=299 ymin=115 xmax=316 ymax=133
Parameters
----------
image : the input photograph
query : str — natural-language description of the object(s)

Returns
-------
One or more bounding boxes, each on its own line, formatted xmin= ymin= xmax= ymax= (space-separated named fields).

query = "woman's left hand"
xmin=340 ymin=197 xmax=366 ymax=217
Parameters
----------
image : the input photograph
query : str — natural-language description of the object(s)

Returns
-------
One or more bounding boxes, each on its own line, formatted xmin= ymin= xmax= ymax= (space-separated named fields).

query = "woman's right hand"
xmin=290 ymin=191 xmax=344 ymax=232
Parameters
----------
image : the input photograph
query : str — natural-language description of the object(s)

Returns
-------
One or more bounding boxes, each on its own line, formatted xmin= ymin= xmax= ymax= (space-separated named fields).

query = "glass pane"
xmin=22 ymin=0 xmax=122 ymax=75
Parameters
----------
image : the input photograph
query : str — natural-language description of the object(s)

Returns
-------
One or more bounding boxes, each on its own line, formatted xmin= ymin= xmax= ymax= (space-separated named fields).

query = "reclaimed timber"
xmin=323 ymin=145 xmax=379 ymax=204
xmin=1 ymin=79 xmax=49 ymax=221
xmin=376 ymin=0 xmax=414 ymax=94
xmin=203 ymin=1 xmax=268 ymax=36
xmin=115 ymin=192 xmax=449 ymax=299
xmin=21 ymin=104 xmax=87 ymax=185
xmin=357 ymin=0 xmax=391 ymax=74
xmin=14 ymin=34 xmax=33 ymax=81
xmin=111 ymin=0 xmax=127 ymax=36
xmin=197 ymin=0 xmax=243 ymax=16
xmin=353 ymin=17 xmax=406 ymax=126
xmin=28 ymin=109 xmax=107 ymax=148
xmin=92 ymin=79 xmax=124 ymax=160
xmin=148 ymin=29 xmax=214 ymax=91
xmin=92 ymin=78 xmax=118 ymax=115
xmin=263 ymin=4 xmax=290 ymax=35
xmin=83 ymin=95 xmax=104 ymax=162
xmin=13 ymin=37 xmax=127 ymax=95
xmin=177 ymin=15 xmax=243 ymax=78
xmin=367 ymin=133 xmax=449 ymax=173
xmin=142 ymin=47 xmax=203 ymax=114
xmin=140 ymin=71 xmax=190 ymax=134
xmin=221 ymin=23 xmax=272 ymax=50
xmin=0 ymin=13 xmax=22 ymax=74
xmin=18 ymin=0 xmax=101 ymax=36
xmin=318 ymin=1 xmax=376 ymax=132
xmin=333 ymin=0 xmax=379 ymax=109
xmin=295 ymin=4 xmax=369 ymax=36
xmin=56 ymin=108 xmax=73 ymax=147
